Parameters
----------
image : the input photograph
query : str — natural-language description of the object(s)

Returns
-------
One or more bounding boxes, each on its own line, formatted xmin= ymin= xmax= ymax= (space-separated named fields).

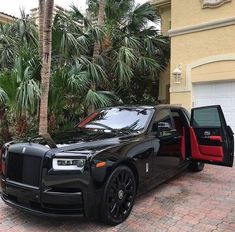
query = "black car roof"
xmin=155 ymin=104 xmax=185 ymax=110
xmin=100 ymin=104 xmax=185 ymax=111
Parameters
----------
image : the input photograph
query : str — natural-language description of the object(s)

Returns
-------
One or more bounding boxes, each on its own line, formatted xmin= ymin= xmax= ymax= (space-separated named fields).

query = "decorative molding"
xmin=201 ymin=0 xmax=232 ymax=9
xmin=168 ymin=16 xmax=235 ymax=37
xmin=169 ymin=88 xmax=191 ymax=93
xmin=170 ymin=54 xmax=235 ymax=93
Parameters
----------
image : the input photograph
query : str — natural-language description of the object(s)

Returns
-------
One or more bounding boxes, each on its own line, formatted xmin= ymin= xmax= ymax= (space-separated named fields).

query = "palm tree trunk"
xmin=0 ymin=107 xmax=11 ymax=144
xmin=39 ymin=0 xmax=54 ymax=135
xmin=37 ymin=0 xmax=45 ymax=128
xmin=93 ymin=0 xmax=105 ymax=60
xmin=38 ymin=0 xmax=45 ymax=59
xmin=88 ymin=0 xmax=106 ymax=114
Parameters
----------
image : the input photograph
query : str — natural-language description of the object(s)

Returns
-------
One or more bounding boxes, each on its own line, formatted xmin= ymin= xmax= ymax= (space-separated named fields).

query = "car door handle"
xmin=173 ymin=135 xmax=181 ymax=140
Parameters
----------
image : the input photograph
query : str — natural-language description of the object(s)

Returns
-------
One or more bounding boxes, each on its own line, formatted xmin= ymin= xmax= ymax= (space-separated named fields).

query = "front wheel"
xmin=101 ymin=166 xmax=136 ymax=225
xmin=189 ymin=161 xmax=205 ymax=172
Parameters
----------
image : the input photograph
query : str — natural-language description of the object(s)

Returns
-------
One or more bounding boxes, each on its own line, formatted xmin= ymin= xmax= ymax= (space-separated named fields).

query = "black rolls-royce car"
xmin=1 ymin=105 xmax=234 ymax=225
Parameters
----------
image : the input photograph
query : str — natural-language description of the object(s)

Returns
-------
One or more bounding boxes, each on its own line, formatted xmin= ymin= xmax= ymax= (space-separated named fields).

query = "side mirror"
xmin=152 ymin=121 xmax=172 ymax=133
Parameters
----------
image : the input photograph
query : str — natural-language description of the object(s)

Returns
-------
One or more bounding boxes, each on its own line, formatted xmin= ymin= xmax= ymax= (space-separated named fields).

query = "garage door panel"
xmin=193 ymin=84 xmax=213 ymax=97
xmin=214 ymin=82 xmax=233 ymax=95
xmin=214 ymin=98 xmax=232 ymax=107
xmin=194 ymin=98 xmax=214 ymax=106
xmin=193 ymin=81 xmax=235 ymax=137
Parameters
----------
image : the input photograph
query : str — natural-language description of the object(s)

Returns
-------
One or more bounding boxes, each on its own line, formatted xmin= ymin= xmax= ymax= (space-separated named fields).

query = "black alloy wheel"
xmin=102 ymin=166 xmax=136 ymax=225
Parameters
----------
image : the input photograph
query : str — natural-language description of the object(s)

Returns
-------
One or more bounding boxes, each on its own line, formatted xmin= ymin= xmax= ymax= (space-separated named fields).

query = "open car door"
xmin=190 ymin=105 xmax=234 ymax=167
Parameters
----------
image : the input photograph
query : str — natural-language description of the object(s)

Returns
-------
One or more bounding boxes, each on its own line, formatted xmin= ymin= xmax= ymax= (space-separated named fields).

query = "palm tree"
xmin=88 ymin=0 xmax=106 ymax=114
xmin=54 ymin=5 xmax=116 ymax=114
xmin=0 ymin=1 xmax=169 ymax=139
xmin=38 ymin=0 xmax=54 ymax=135
xmin=92 ymin=2 xmax=169 ymax=100
xmin=0 ymin=12 xmax=41 ymax=139
xmin=50 ymin=2 xmax=169 ymax=118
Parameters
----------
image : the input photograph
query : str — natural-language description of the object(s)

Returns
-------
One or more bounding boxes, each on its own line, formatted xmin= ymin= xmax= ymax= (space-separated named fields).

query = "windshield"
xmin=78 ymin=107 xmax=153 ymax=133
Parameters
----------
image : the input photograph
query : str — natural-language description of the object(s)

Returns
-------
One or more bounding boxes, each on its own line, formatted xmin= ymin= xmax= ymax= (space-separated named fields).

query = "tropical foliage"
xmin=0 ymin=1 xmax=169 ymax=143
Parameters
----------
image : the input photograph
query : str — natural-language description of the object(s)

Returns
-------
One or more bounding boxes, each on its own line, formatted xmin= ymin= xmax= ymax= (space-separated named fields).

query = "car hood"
xmin=24 ymin=128 xmax=140 ymax=153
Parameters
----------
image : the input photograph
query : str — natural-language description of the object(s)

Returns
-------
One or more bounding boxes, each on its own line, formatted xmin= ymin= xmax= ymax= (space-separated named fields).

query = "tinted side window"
xmin=154 ymin=109 xmax=176 ymax=137
xmin=192 ymin=107 xmax=221 ymax=127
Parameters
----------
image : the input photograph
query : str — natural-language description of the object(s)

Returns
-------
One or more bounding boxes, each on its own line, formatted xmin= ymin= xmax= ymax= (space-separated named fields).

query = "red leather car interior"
xmin=189 ymin=127 xmax=223 ymax=162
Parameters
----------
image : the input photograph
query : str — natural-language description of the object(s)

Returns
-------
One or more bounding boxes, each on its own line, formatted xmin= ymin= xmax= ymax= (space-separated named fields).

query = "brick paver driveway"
xmin=0 ymin=165 xmax=235 ymax=232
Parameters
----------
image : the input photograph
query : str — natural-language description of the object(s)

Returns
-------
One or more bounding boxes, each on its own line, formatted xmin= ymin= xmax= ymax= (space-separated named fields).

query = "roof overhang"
xmin=0 ymin=12 xmax=15 ymax=23
xmin=150 ymin=0 xmax=171 ymax=8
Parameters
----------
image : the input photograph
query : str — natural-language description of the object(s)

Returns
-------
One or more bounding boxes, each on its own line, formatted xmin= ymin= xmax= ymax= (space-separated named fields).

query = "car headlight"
xmin=52 ymin=158 xmax=86 ymax=171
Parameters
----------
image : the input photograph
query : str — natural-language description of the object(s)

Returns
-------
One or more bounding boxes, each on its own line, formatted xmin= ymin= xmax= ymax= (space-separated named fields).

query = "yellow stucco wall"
xmin=159 ymin=6 xmax=171 ymax=35
xmin=159 ymin=66 xmax=170 ymax=103
xmin=170 ymin=92 xmax=192 ymax=111
xmin=171 ymin=0 xmax=235 ymax=29
xmin=151 ymin=1 xmax=171 ymax=103
xmin=171 ymin=25 xmax=235 ymax=66
xmin=170 ymin=22 xmax=235 ymax=109
xmin=191 ymin=60 xmax=235 ymax=83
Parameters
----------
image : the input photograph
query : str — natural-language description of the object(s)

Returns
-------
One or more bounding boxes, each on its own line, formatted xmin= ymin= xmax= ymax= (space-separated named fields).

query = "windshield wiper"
xmin=85 ymin=122 xmax=114 ymax=130
xmin=114 ymin=128 xmax=142 ymax=135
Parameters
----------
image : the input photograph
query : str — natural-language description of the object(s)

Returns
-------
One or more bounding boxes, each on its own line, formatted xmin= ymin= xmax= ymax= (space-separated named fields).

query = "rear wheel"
xmin=189 ymin=161 xmax=205 ymax=172
xmin=101 ymin=166 xmax=136 ymax=225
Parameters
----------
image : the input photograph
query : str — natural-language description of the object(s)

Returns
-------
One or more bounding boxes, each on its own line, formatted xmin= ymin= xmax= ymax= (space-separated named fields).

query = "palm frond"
xmin=16 ymin=67 xmax=41 ymax=114
xmin=67 ymin=61 xmax=89 ymax=91
xmin=118 ymin=46 xmax=137 ymax=66
xmin=85 ymin=89 xmax=115 ymax=108
xmin=136 ymin=56 xmax=161 ymax=73
xmin=113 ymin=60 xmax=134 ymax=86
xmin=126 ymin=3 xmax=160 ymax=31
xmin=87 ymin=25 xmax=104 ymax=43
xmin=105 ymin=0 xmax=134 ymax=23
xmin=69 ymin=4 xmax=85 ymax=20
xmin=144 ymin=37 xmax=156 ymax=56
xmin=0 ymin=87 xmax=8 ymax=105
xmin=87 ymin=62 xmax=107 ymax=85
xmin=122 ymin=36 xmax=141 ymax=50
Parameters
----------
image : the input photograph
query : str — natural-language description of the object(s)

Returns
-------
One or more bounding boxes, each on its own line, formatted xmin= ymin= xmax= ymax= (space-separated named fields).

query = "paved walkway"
xmin=0 ymin=165 xmax=235 ymax=232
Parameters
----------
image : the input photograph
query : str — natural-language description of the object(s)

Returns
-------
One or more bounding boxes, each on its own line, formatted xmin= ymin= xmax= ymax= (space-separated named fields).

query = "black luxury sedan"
xmin=1 ymin=105 xmax=234 ymax=225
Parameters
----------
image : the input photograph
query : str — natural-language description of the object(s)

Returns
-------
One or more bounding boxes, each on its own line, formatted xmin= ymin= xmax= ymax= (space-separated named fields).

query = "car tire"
xmin=189 ymin=161 xmax=205 ymax=172
xmin=101 ymin=166 xmax=136 ymax=225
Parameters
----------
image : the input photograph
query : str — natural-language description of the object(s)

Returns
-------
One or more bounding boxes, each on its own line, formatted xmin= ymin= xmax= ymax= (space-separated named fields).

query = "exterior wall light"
xmin=172 ymin=65 xmax=182 ymax=84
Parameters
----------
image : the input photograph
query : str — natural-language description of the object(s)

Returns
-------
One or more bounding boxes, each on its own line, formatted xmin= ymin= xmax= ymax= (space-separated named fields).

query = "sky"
xmin=1 ymin=0 xmax=148 ymax=17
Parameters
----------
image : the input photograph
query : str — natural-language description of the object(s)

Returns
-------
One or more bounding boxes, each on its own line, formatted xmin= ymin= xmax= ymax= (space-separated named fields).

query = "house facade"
xmin=30 ymin=5 xmax=67 ymax=24
xmin=0 ymin=12 xmax=14 ymax=24
xmin=151 ymin=0 xmax=235 ymax=133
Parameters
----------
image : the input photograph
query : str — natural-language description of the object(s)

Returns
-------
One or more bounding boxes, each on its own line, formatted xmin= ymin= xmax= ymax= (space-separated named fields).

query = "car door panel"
xmin=190 ymin=105 xmax=234 ymax=167
xmin=198 ymin=145 xmax=223 ymax=157
xmin=152 ymin=109 xmax=183 ymax=183
xmin=127 ymin=139 xmax=155 ymax=193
